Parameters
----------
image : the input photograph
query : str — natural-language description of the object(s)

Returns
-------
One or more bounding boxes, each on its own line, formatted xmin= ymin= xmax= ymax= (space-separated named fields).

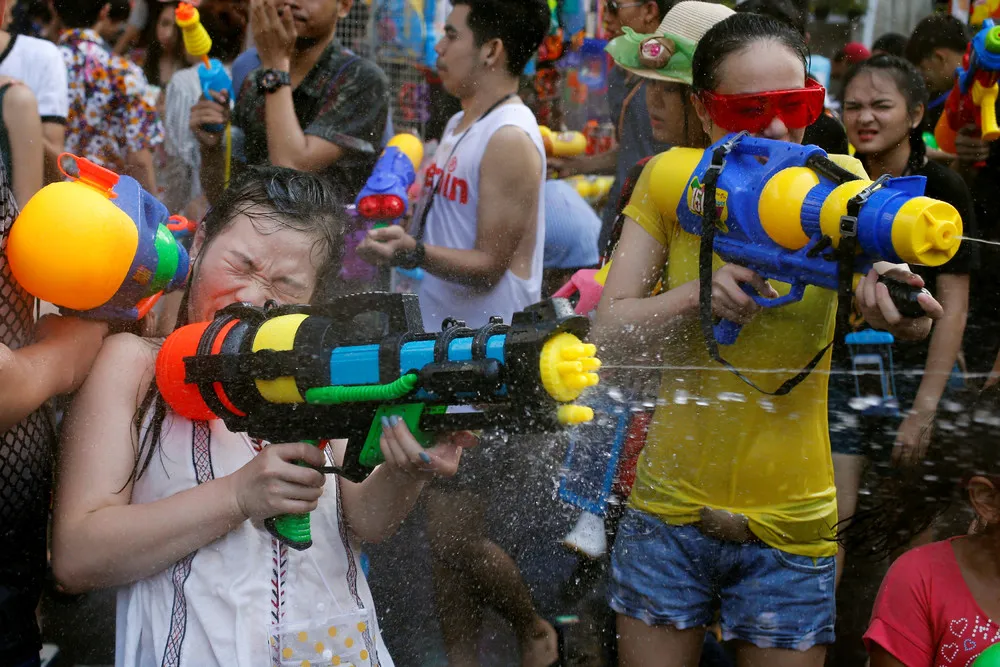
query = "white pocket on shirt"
xmin=269 ymin=606 xmax=378 ymax=667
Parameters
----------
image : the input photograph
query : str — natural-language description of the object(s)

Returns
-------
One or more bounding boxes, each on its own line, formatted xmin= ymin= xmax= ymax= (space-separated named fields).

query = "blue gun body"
xmin=354 ymin=146 xmax=418 ymax=217
xmin=198 ymin=59 xmax=234 ymax=133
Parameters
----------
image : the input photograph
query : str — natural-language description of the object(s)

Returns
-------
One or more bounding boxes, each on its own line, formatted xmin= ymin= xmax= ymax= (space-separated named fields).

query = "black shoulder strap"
xmin=697 ymin=138 xmax=875 ymax=396
xmin=601 ymin=155 xmax=655 ymax=264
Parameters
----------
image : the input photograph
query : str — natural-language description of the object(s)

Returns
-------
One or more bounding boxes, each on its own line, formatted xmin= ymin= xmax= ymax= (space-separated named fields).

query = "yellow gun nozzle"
xmin=539 ymin=332 xmax=602 ymax=402
xmin=558 ymin=405 xmax=594 ymax=425
xmin=558 ymin=361 xmax=583 ymax=375
xmin=891 ymin=197 xmax=963 ymax=267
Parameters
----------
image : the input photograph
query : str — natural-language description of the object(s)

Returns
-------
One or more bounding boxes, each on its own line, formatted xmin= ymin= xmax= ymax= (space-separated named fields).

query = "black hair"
xmin=735 ymin=0 xmax=808 ymax=37
xmin=652 ymin=0 xmax=673 ymax=18
xmin=842 ymin=54 xmax=929 ymax=175
xmin=905 ymin=13 xmax=969 ymax=65
xmin=107 ymin=0 xmax=131 ymax=23
xmin=198 ymin=0 xmax=251 ymax=64
xmin=872 ymin=32 xmax=908 ymax=58
xmin=451 ymin=0 xmax=550 ymax=77
xmin=692 ymin=12 xmax=809 ymax=93
xmin=127 ymin=167 xmax=348 ymax=485
xmin=52 ymin=0 xmax=109 ymax=28
xmin=840 ymin=384 xmax=1000 ymax=559
xmin=141 ymin=1 xmax=184 ymax=88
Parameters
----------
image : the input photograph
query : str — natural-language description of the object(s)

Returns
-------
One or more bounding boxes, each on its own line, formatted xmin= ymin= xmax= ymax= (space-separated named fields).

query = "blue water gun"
xmin=176 ymin=2 xmax=234 ymax=133
xmin=648 ymin=133 xmax=964 ymax=345
xmin=157 ymin=294 xmax=600 ymax=548
xmin=355 ymin=134 xmax=424 ymax=220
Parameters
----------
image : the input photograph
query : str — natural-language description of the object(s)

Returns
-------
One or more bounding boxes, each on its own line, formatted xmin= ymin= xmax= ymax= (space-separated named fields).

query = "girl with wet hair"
xmin=50 ymin=166 xmax=472 ymax=667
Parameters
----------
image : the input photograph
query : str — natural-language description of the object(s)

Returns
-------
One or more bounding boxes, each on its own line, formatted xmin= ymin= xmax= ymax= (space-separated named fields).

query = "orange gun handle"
xmin=135 ymin=293 xmax=163 ymax=320
xmin=935 ymin=111 xmax=959 ymax=154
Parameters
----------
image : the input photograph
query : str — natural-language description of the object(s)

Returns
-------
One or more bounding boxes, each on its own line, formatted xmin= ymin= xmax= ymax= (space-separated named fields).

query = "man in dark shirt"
xmin=194 ymin=0 xmax=389 ymax=201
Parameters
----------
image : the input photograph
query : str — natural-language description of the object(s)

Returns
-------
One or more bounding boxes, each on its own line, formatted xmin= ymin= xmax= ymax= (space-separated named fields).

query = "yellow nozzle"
xmin=176 ymin=2 xmax=212 ymax=59
xmin=539 ymin=332 xmax=601 ymax=402
xmin=387 ymin=133 xmax=424 ymax=170
xmin=558 ymin=405 xmax=595 ymax=425
xmin=890 ymin=197 xmax=963 ymax=266
xmin=758 ymin=167 xmax=820 ymax=250
xmin=252 ymin=314 xmax=308 ymax=404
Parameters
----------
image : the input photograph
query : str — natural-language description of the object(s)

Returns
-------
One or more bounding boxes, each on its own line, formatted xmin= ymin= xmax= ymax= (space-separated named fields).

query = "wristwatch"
xmin=257 ymin=69 xmax=291 ymax=94
xmin=393 ymin=240 xmax=425 ymax=270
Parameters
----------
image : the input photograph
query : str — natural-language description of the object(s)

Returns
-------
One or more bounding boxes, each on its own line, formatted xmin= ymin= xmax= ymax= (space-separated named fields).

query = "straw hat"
xmin=605 ymin=1 xmax=735 ymax=84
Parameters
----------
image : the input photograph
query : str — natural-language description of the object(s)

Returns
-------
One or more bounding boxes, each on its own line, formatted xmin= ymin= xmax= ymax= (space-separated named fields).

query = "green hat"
xmin=605 ymin=1 xmax=735 ymax=84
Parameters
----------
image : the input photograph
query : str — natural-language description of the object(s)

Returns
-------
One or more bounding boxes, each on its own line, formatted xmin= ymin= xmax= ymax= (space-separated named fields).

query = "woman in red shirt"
xmin=863 ymin=392 xmax=1000 ymax=667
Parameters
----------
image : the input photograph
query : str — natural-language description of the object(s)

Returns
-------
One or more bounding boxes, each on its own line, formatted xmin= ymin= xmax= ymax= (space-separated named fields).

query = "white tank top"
xmin=416 ymin=103 xmax=546 ymax=331
xmin=115 ymin=412 xmax=392 ymax=667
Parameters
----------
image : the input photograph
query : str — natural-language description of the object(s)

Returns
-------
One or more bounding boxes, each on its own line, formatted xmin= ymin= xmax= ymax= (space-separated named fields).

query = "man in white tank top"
xmin=357 ymin=0 xmax=547 ymax=333
xmin=358 ymin=2 xmax=559 ymax=665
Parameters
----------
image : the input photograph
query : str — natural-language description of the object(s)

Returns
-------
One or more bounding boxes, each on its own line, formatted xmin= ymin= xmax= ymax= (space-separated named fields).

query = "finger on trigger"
xmin=874 ymin=281 xmax=901 ymax=323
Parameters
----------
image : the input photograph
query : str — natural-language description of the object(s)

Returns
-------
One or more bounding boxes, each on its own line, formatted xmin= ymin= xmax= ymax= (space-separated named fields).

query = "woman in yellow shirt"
xmin=596 ymin=11 xmax=944 ymax=667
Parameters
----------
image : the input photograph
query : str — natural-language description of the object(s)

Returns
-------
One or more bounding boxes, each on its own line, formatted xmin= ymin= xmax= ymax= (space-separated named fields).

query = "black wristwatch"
xmin=257 ymin=69 xmax=291 ymax=94
xmin=393 ymin=240 xmax=425 ymax=270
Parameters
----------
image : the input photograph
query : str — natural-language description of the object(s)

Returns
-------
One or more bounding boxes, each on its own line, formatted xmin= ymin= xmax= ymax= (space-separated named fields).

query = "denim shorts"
xmin=609 ymin=509 xmax=836 ymax=651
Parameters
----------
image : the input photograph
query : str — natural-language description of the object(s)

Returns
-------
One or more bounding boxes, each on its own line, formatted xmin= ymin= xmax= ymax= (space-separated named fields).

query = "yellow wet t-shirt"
xmin=621 ymin=150 xmax=869 ymax=558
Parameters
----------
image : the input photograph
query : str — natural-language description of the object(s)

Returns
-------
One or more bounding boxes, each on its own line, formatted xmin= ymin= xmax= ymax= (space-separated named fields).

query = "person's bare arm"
xmin=113 ymin=24 xmax=142 ymax=56
xmin=252 ymin=0 xmax=346 ymax=173
xmin=0 ymin=315 xmax=107 ymax=432
xmin=51 ymin=334 xmax=250 ymax=592
xmin=2 ymin=83 xmax=43 ymax=206
xmin=356 ymin=126 xmax=543 ymax=289
xmin=911 ymin=274 xmax=968 ymax=412
xmin=338 ymin=420 xmax=472 ymax=543
xmin=190 ymin=93 xmax=231 ymax=205
xmin=124 ymin=148 xmax=157 ymax=193
xmin=892 ymin=273 xmax=968 ymax=466
xmin=549 ymin=148 xmax=618 ymax=178
xmin=421 ymin=126 xmax=541 ymax=289
xmin=262 ymin=84 xmax=345 ymax=172
xmin=42 ymin=122 xmax=65 ymax=184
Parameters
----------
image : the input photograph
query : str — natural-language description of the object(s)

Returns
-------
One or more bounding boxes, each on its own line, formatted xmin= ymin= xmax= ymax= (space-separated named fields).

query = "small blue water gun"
xmin=176 ymin=2 xmax=234 ymax=133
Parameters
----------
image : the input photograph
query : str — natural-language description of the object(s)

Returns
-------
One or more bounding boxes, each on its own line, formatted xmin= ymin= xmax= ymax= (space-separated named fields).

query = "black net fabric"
xmin=0 ymin=162 xmax=55 ymax=662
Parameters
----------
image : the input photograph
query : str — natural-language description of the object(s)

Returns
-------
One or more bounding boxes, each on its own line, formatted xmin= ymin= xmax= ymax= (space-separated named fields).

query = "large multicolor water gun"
xmin=354 ymin=134 xmax=424 ymax=220
xmin=156 ymin=293 xmax=601 ymax=549
xmin=935 ymin=19 xmax=1000 ymax=155
xmin=6 ymin=155 xmax=190 ymax=320
xmin=176 ymin=2 xmax=234 ymax=133
xmin=652 ymin=133 xmax=962 ymax=344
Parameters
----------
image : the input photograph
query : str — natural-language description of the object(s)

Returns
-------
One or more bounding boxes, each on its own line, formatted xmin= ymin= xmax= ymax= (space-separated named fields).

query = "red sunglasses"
xmin=698 ymin=79 xmax=827 ymax=134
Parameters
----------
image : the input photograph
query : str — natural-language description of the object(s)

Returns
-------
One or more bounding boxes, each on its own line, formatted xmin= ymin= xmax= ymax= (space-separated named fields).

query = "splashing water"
xmin=959 ymin=235 xmax=1000 ymax=248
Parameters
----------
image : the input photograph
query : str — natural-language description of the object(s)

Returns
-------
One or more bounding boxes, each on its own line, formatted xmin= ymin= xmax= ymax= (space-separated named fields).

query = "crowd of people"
xmin=0 ymin=0 xmax=999 ymax=666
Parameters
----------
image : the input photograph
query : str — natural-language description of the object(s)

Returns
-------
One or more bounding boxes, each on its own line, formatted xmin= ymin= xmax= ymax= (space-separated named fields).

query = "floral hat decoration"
xmin=605 ymin=1 xmax=735 ymax=85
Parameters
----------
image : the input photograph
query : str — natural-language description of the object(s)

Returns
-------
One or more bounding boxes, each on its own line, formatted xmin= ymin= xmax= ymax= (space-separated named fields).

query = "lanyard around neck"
xmin=412 ymin=92 xmax=517 ymax=240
